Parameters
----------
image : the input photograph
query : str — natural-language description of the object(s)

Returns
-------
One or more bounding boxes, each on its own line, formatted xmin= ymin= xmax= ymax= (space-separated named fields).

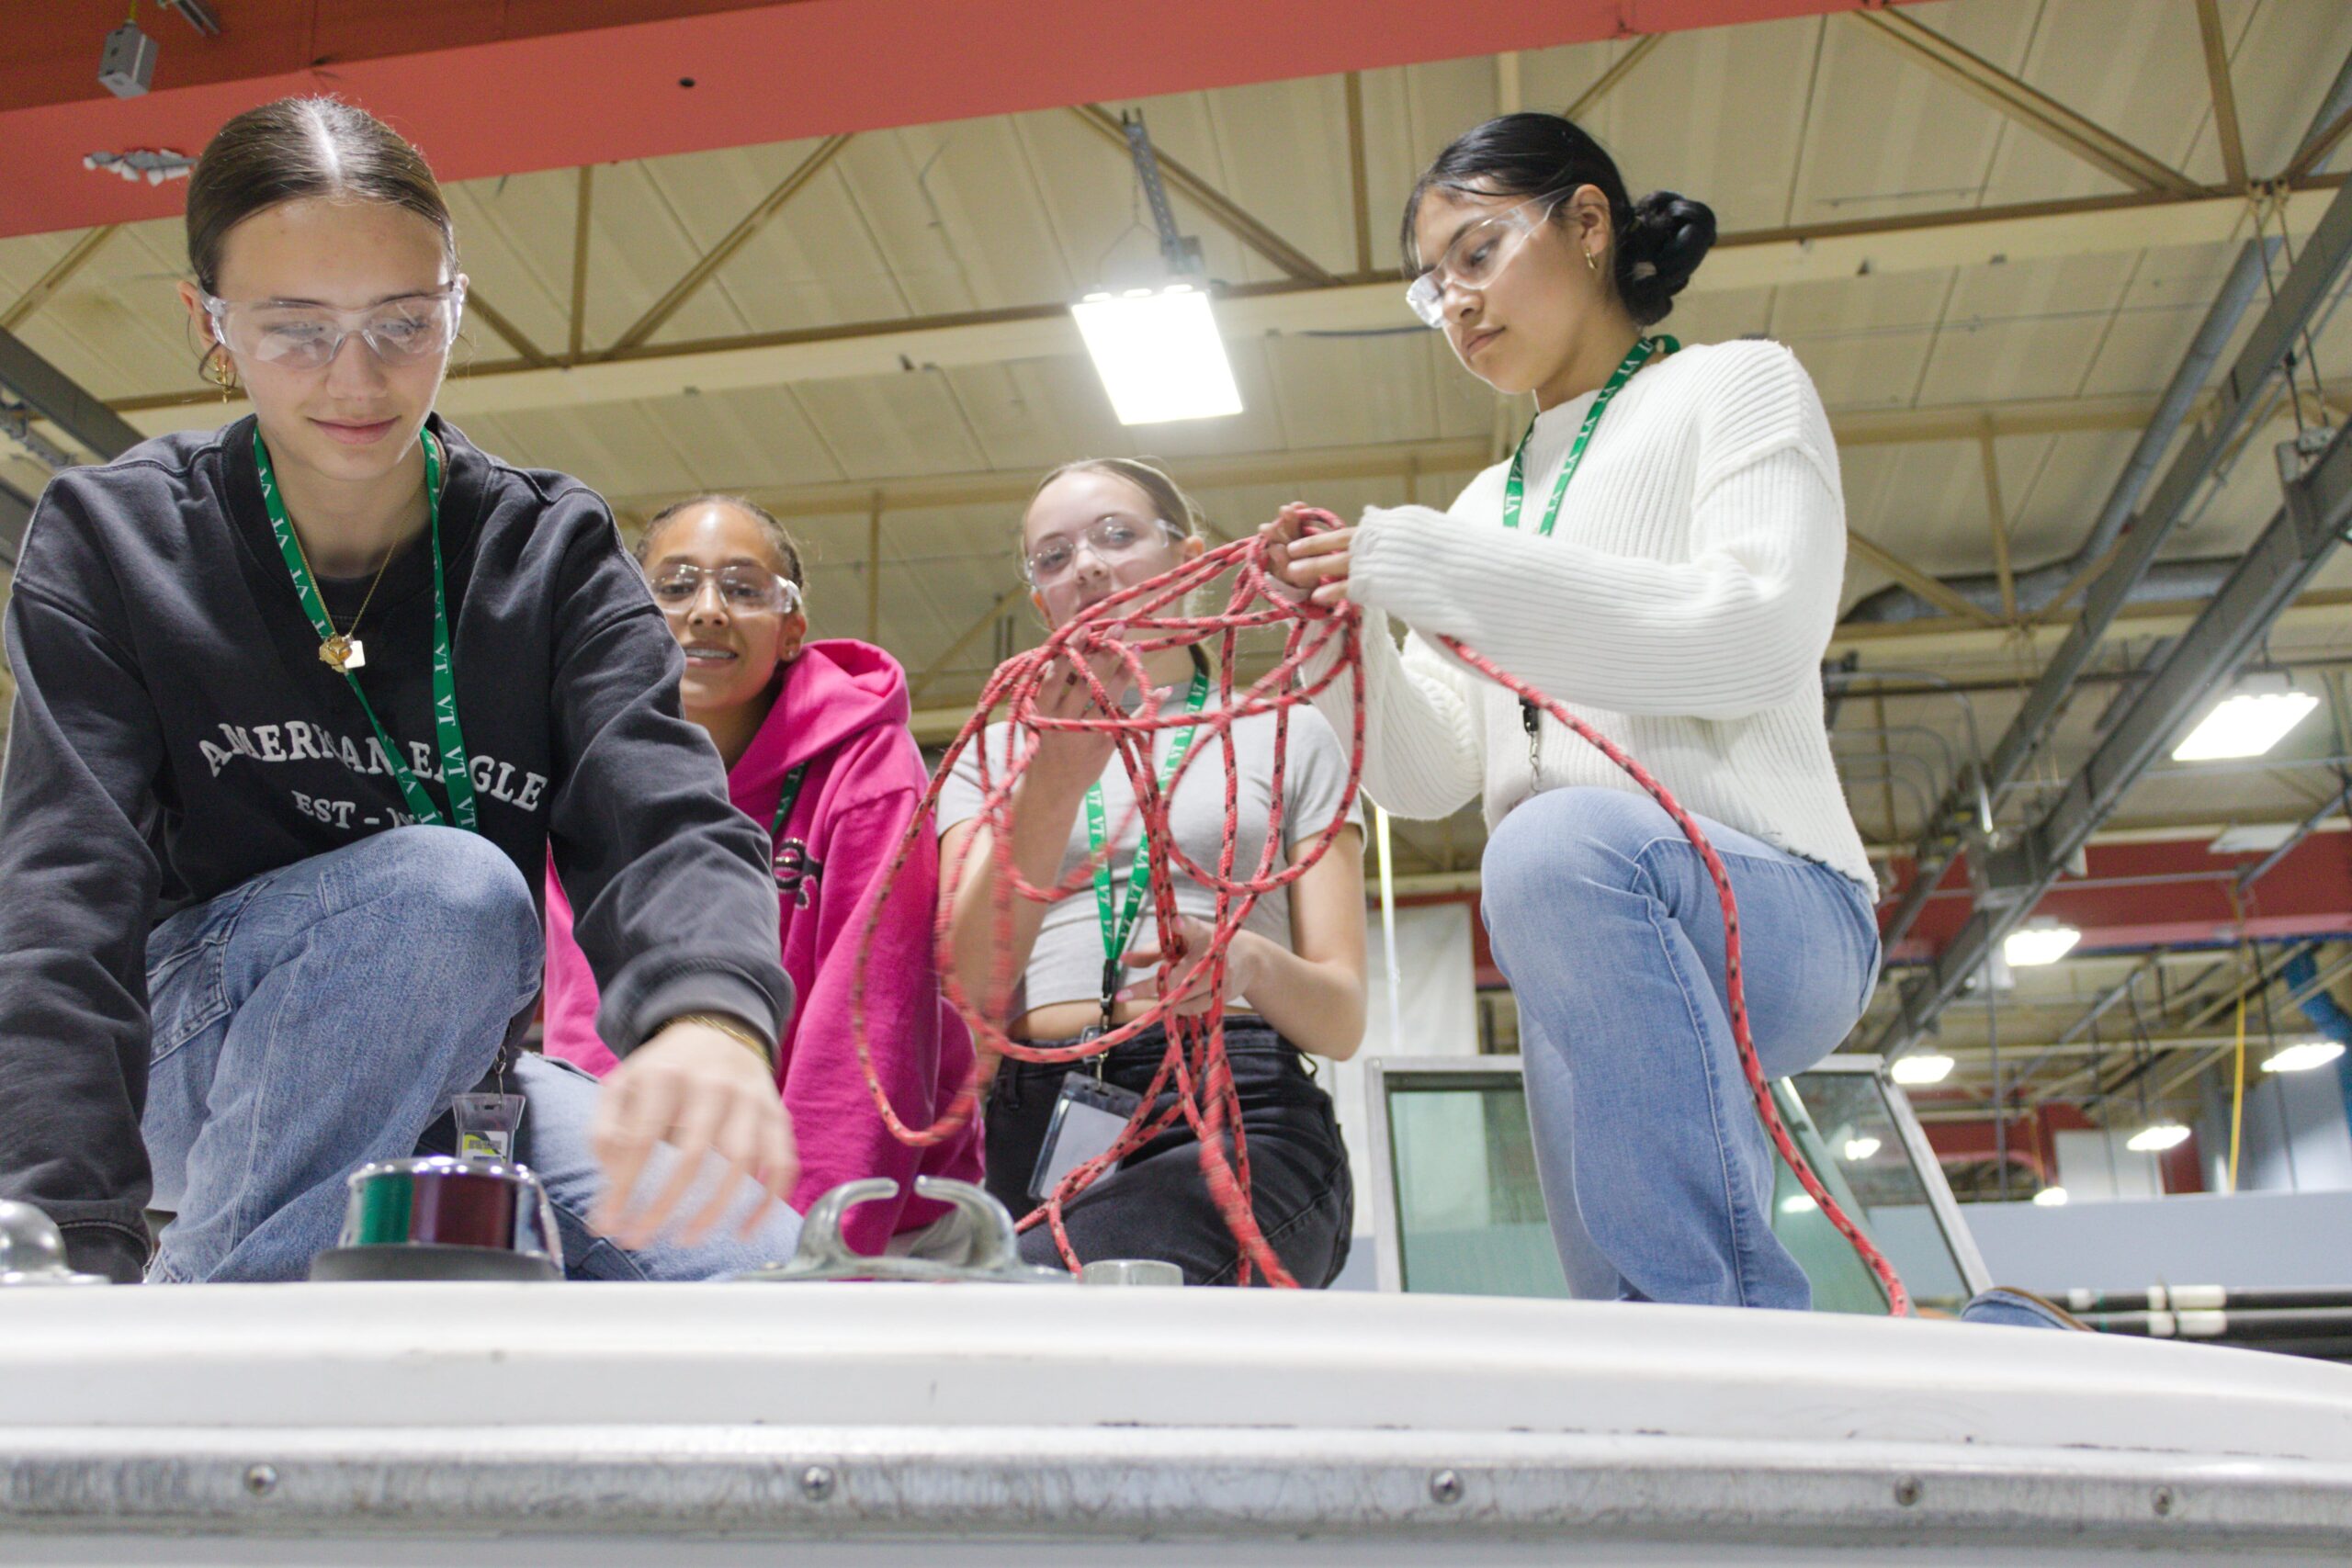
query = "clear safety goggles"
xmin=1023 ymin=514 xmax=1187 ymax=586
xmin=202 ymin=281 xmax=468 ymax=370
xmin=647 ymin=561 xmax=804 ymax=617
xmin=1404 ymin=197 xmax=1561 ymax=328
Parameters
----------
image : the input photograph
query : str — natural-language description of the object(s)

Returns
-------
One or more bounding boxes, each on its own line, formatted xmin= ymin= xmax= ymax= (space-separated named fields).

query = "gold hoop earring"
xmin=1585 ymin=248 xmax=1600 ymax=276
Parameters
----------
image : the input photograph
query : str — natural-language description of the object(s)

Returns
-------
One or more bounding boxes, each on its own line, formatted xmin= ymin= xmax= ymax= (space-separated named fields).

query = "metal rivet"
xmin=1429 ymin=1469 xmax=1464 ymax=1506
xmin=800 ymin=1464 xmax=836 ymax=1503
xmin=243 ymin=1464 xmax=277 ymax=1497
xmin=1894 ymin=1476 xmax=1921 ymax=1507
xmin=2153 ymin=1486 xmax=2174 ymax=1517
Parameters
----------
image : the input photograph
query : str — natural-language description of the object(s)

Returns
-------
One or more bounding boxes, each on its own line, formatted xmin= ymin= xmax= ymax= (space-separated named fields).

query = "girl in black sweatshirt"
xmin=0 ymin=98 xmax=801 ymax=1282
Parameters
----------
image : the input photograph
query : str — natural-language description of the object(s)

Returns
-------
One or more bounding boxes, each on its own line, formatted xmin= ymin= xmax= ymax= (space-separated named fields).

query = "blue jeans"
xmin=141 ymin=826 xmax=800 ymax=1282
xmin=1481 ymin=788 xmax=1881 ymax=1311
xmin=1958 ymin=1286 xmax=2086 ymax=1331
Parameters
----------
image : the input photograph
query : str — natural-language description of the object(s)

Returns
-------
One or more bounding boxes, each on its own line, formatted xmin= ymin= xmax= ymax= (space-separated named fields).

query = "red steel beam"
xmin=1883 ymin=829 xmax=2352 ymax=966
xmin=6 ymin=0 xmax=1920 ymax=240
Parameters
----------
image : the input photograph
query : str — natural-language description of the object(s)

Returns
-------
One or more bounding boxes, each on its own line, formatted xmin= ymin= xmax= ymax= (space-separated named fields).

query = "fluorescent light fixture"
xmin=2172 ymin=680 xmax=2320 ymax=762
xmin=2209 ymin=822 xmax=2297 ymax=855
xmin=1842 ymin=1136 xmax=1882 ymax=1162
xmin=1890 ymin=1054 xmax=1955 ymax=1087
xmin=2126 ymin=1122 xmax=2191 ymax=1153
xmin=2032 ymin=1186 xmax=2069 ymax=1207
xmin=1071 ymin=283 xmax=1244 ymax=425
xmin=2003 ymin=921 xmax=2081 ymax=968
xmin=2261 ymin=1039 xmax=2346 ymax=1075
xmin=1780 ymin=1193 xmax=1817 ymax=1214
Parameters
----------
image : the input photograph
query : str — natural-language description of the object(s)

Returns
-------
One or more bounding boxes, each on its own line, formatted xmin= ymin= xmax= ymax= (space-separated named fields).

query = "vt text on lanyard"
xmin=1082 ymin=670 xmax=1211 ymax=1042
xmin=1499 ymin=334 xmax=1676 ymax=785
xmin=255 ymin=427 xmax=478 ymax=831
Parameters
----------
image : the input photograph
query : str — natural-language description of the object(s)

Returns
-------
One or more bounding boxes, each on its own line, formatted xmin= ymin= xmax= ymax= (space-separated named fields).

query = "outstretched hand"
xmin=589 ymin=1019 xmax=797 ymax=1250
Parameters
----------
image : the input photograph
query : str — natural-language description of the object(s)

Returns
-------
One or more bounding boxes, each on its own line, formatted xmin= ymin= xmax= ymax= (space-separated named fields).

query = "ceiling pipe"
xmin=1871 ymin=141 xmax=2352 ymax=971
xmin=1844 ymin=556 xmax=2236 ymax=626
xmin=1852 ymin=57 xmax=2352 ymax=632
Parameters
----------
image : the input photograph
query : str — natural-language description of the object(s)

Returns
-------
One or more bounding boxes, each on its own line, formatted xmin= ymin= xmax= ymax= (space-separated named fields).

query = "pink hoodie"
xmin=543 ymin=639 xmax=982 ymax=1253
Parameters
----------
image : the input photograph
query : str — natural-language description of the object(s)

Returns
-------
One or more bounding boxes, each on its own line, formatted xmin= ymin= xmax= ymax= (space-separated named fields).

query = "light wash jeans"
xmin=1481 ymin=787 xmax=1882 ymax=1312
xmin=141 ymin=825 xmax=801 ymax=1282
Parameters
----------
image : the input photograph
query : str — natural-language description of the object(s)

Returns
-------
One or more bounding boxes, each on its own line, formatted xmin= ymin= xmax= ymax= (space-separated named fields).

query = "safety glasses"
xmin=647 ymin=562 xmax=804 ymax=617
xmin=1404 ymin=198 xmax=1561 ymax=328
xmin=202 ymin=281 xmax=468 ymax=371
xmin=1023 ymin=514 xmax=1187 ymax=586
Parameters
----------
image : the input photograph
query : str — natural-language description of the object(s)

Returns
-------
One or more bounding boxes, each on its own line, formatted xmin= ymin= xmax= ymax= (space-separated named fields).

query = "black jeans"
xmin=985 ymin=1021 xmax=1352 ymax=1287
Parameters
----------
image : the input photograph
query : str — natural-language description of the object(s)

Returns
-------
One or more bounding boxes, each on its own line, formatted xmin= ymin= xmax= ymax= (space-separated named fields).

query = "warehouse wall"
xmin=1965 ymin=1189 xmax=2352 ymax=1292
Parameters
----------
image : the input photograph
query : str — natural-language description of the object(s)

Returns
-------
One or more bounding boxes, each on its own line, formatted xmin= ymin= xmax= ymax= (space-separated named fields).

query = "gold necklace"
xmin=285 ymin=522 xmax=397 ymax=673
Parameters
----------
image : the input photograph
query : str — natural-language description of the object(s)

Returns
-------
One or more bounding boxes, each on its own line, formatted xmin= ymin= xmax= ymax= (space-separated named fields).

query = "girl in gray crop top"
xmin=936 ymin=459 xmax=1367 ymax=1054
xmin=933 ymin=457 xmax=1364 ymax=1288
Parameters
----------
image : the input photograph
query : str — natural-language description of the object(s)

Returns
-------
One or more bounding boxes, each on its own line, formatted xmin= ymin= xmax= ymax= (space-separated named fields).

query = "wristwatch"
xmin=663 ymin=1010 xmax=775 ymax=1069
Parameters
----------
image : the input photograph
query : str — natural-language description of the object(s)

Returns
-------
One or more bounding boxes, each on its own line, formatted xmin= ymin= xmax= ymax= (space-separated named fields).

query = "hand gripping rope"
xmin=851 ymin=512 xmax=1910 ymax=1313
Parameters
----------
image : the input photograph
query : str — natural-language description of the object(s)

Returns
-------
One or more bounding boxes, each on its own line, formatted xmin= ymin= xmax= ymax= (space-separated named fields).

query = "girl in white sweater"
xmin=1266 ymin=114 xmax=1881 ymax=1311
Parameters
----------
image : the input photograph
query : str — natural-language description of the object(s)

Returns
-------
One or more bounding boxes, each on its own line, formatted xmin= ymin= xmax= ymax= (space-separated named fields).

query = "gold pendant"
xmin=319 ymin=635 xmax=364 ymax=672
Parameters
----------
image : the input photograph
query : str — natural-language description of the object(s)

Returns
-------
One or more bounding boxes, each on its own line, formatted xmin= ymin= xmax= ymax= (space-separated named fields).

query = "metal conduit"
xmin=1824 ymin=669 xmax=1995 ymax=836
xmin=1832 ymin=723 xmax=1963 ymax=796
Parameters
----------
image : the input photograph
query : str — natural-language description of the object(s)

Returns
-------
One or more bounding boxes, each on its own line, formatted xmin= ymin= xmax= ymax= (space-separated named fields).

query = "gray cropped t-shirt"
xmin=936 ymin=694 xmax=1363 ymax=1015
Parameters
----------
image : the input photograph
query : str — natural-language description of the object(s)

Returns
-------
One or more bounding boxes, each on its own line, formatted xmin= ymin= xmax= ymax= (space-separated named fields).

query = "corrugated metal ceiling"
xmin=3 ymin=0 xmax=2349 ymax=871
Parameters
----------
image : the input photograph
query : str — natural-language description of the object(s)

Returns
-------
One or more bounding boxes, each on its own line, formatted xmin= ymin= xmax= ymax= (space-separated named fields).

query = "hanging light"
xmin=1842 ymin=1136 xmax=1882 ymax=1161
xmin=1074 ymin=109 xmax=1244 ymax=427
xmin=2126 ymin=1122 xmax=2191 ymax=1153
xmin=2032 ymin=1186 xmax=2070 ymax=1207
xmin=1780 ymin=1193 xmax=1817 ymax=1214
xmin=2260 ymin=1039 xmax=2346 ymax=1075
xmin=1073 ymin=283 xmax=1243 ymax=425
xmin=2208 ymin=822 xmax=2296 ymax=855
xmin=2172 ymin=676 xmax=2320 ymax=762
xmin=1890 ymin=1054 xmax=1954 ymax=1086
xmin=2003 ymin=919 xmax=2081 ymax=968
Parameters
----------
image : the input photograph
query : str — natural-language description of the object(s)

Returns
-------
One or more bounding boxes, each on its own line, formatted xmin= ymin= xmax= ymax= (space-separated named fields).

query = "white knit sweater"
xmin=1302 ymin=337 xmax=1876 ymax=895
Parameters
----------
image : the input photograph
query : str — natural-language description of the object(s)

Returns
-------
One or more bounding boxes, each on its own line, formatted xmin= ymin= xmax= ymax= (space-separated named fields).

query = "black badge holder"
xmin=1029 ymin=1074 xmax=1145 ymax=1201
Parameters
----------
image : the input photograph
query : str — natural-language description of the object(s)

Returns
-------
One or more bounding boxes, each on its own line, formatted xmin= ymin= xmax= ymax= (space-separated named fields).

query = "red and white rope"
xmin=849 ymin=513 xmax=1909 ymax=1313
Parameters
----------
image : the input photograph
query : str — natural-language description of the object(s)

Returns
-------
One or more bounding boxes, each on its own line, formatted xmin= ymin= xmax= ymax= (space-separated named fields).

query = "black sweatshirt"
xmin=0 ymin=414 xmax=792 ymax=1281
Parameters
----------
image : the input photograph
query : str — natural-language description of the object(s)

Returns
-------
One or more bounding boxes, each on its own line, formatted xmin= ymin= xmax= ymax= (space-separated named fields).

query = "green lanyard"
xmin=1500 ymin=334 xmax=1676 ymax=538
xmin=1084 ymin=669 xmax=1210 ymax=1029
xmin=1499 ymin=335 xmax=1675 ymax=780
xmin=254 ymin=427 xmax=478 ymax=832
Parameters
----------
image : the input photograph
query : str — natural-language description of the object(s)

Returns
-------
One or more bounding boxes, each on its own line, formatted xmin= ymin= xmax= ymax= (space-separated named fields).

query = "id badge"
xmin=453 ymin=1091 xmax=525 ymax=1160
xmin=1029 ymin=1075 xmax=1144 ymax=1201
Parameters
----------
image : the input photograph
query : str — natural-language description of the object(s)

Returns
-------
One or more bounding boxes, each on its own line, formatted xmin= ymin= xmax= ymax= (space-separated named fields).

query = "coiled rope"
xmin=851 ymin=514 xmax=1909 ymax=1312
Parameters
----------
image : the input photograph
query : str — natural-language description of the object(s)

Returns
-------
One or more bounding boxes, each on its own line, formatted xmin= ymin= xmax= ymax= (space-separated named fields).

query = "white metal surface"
xmin=3 ymin=1280 xmax=2349 ymax=1559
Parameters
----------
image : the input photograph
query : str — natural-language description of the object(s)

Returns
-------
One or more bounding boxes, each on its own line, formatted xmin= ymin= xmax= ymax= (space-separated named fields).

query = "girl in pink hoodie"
xmin=542 ymin=495 xmax=981 ymax=1257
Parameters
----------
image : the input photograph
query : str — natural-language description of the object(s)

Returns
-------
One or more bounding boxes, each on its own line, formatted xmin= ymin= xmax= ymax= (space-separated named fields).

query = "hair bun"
xmin=1618 ymin=190 xmax=1716 ymax=326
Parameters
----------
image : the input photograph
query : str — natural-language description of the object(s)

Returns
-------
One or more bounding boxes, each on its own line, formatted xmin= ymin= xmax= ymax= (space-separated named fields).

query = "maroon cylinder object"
xmin=409 ymin=1167 xmax=517 ymax=1249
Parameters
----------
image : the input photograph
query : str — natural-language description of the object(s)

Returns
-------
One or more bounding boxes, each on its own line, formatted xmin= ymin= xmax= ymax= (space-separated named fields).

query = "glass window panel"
xmin=1383 ymin=1065 xmax=1973 ymax=1313
xmin=1388 ymin=1077 xmax=1566 ymax=1298
xmin=1783 ymin=1068 xmax=1973 ymax=1315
